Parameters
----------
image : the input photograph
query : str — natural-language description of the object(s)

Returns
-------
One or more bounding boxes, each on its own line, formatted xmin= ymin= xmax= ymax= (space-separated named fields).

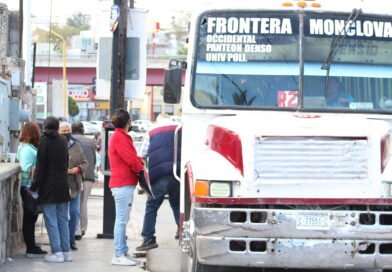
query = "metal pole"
xmin=117 ymin=0 xmax=127 ymax=109
xmin=31 ymin=43 xmax=36 ymax=88
xmin=47 ymin=28 xmax=67 ymax=118
xmin=19 ymin=0 xmax=23 ymax=58
xmin=109 ymin=0 xmax=127 ymax=115
xmin=98 ymin=0 xmax=128 ymax=240
xmin=150 ymin=86 xmax=154 ymax=121
xmin=62 ymin=39 xmax=67 ymax=118
xmin=109 ymin=0 xmax=120 ymax=116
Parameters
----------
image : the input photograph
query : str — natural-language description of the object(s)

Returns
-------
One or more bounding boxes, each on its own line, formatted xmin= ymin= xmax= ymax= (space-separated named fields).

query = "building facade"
xmin=34 ymin=53 xmax=183 ymax=122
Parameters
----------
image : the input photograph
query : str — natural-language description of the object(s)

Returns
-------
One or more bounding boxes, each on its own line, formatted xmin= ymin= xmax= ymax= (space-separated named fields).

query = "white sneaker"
xmin=44 ymin=252 xmax=64 ymax=263
xmin=111 ymin=255 xmax=137 ymax=266
xmin=125 ymin=253 xmax=141 ymax=264
xmin=63 ymin=251 xmax=73 ymax=262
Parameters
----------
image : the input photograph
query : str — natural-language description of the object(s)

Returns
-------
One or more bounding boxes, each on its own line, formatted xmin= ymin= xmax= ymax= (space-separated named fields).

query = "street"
xmin=209 ymin=268 xmax=382 ymax=272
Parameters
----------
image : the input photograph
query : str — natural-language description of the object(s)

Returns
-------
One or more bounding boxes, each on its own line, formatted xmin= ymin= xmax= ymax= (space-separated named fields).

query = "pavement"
xmin=1 ymin=179 xmax=181 ymax=272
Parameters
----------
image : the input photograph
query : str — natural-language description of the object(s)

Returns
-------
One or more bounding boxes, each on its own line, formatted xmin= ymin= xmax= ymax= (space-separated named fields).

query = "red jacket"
xmin=108 ymin=128 xmax=143 ymax=188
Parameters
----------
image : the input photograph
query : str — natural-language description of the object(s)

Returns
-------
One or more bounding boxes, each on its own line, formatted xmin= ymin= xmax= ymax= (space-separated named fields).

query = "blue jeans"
xmin=43 ymin=202 xmax=70 ymax=253
xmin=141 ymin=175 xmax=180 ymax=242
xmin=111 ymin=185 xmax=135 ymax=257
xmin=69 ymin=192 xmax=81 ymax=243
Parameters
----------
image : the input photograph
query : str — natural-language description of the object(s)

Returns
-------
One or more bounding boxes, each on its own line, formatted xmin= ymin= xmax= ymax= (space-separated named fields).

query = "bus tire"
xmin=188 ymin=241 xmax=214 ymax=272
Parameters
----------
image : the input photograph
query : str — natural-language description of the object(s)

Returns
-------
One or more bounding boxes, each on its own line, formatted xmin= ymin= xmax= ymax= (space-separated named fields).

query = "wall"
xmin=0 ymin=3 xmax=9 ymax=58
xmin=0 ymin=163 xmax=22 ymax=265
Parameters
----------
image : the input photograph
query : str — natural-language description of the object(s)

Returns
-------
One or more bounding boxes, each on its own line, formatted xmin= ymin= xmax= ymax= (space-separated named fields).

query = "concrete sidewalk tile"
xmin=147 ymin=247 xmax=181 ymax=272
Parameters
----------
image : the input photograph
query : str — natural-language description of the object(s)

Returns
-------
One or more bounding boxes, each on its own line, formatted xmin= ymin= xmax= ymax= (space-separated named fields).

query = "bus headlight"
xmin=210 ymin=181 xmax=232 ymax=197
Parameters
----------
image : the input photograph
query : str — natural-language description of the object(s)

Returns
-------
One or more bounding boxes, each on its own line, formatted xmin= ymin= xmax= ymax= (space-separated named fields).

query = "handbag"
xmin=23 ymin=165 xmax=42 ymax=214
xmin=137 ymin=169 xmax=155 ymax=199
xmin=68 ymin=175 xmax=81 ymax=198
xmin=23 ymin=191 xmax=42 ymax=214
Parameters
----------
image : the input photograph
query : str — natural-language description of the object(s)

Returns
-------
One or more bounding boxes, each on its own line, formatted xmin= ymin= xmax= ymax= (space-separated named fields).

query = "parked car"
xmin=131 ymin=120 xmax=152 ymax=132
xmin=89 ymin=120 xmax=103 ymax=128
xmin=89 ymin=121 xmax=103 ymax=133
xmin=81 ymin=121 xmax=99 ymax=135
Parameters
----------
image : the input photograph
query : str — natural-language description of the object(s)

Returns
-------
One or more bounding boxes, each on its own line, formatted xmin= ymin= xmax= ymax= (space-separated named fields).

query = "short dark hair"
xmin=44 ymin=116 xmax=59 ymax=132
xmin=72 ymin=121 xmax=84 ymax=134
xmin=111 ymin=108 xmax=130 ymax=129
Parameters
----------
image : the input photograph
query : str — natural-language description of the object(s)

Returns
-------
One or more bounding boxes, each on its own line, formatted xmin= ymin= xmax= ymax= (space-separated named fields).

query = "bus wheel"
xmin=188 ymin=242 xmax=214 ymax=272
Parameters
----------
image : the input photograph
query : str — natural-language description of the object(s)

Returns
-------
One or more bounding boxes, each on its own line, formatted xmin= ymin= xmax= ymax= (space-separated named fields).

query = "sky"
xmin=2 ymin=0 xmax=204 ymax=19
xmin=1 ymin=0 xmax=210 ymax=30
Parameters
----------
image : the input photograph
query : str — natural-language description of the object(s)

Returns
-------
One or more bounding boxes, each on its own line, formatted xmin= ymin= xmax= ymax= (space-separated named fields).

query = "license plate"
xmin=296 ymin=213 xmax=330 ymax=230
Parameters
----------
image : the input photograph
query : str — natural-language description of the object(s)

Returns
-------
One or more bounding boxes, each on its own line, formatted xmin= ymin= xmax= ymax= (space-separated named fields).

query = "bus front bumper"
xmin=196 ymin=236 xmax=392 ymax=269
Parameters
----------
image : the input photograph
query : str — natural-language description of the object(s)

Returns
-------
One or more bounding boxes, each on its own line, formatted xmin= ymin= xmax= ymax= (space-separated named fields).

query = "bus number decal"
xmin=277 ymin=90 xmax=298 ymax=108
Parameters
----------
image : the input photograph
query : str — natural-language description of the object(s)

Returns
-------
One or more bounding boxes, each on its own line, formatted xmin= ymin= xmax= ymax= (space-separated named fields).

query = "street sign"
xmin=110 ymin=4 xmax=120 ymax=32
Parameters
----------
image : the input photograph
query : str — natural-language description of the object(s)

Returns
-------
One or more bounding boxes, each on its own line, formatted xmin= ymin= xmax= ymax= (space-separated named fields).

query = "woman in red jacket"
xmin=108 ymin=108 xmax=144 ymax=266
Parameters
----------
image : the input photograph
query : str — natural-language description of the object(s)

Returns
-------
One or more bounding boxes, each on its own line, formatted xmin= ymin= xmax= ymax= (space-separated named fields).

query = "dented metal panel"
xmin=196 ymin=236 xmax=392 ymax=269
xmin=254 ymin=137 xmax=368 ymax=181
xmin=194 ymin=207 xmax=392 ymax=240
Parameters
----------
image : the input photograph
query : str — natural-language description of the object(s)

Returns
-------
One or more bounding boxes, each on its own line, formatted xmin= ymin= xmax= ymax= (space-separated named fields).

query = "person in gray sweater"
xmin=71 ymin=121 xmax=97 ymax=240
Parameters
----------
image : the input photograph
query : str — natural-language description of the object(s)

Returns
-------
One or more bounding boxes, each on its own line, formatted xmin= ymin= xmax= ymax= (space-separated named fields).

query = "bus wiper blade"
xmin=322 ymin=8 xmax=362 ymax=100
xmin=321 ymin=8 xmax=362 ymax=71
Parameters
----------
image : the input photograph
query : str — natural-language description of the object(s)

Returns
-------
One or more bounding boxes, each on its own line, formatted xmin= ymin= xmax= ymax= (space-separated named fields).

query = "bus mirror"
xmin=163 ymin=67 xmax=182 ymax=104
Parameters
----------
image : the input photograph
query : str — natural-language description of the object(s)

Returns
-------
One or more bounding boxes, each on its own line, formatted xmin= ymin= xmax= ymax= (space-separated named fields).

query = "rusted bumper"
xmin=192 ymin=207 xmax=392 ymax=269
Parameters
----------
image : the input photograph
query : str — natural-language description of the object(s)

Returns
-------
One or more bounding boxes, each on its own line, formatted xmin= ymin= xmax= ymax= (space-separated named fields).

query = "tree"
xmin=66 ymin=12 xmax=91 ymax=30
xmin=68 ymin=96 xmax=79 ymax=117
xmin=170 ymin=13 xmax=190 ymax=56
xmin=34 ymin=12 xmax=91 ymax=52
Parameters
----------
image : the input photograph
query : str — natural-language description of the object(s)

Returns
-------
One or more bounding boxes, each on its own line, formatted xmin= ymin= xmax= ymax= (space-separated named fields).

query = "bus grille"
xmin=253 ymin=137 xmax=368 ymax=181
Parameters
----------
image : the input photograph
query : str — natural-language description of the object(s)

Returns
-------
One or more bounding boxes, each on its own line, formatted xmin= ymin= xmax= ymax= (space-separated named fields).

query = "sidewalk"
xmin=2 ymin=181 xmax=181 ymax=272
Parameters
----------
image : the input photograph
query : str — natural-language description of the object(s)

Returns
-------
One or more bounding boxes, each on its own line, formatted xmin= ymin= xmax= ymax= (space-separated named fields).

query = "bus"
xmin=163 ymin=0 xmax=392 ymax=271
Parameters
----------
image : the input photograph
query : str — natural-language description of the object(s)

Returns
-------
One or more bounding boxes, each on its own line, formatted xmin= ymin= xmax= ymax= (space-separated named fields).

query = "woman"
xmin=59 ymin=122 xmax=88 ymax=251
xmin=30 ymin=116 xmax=72 ymax=263
xmin=109 ymin=108 xmax=144 ymax=266
xmin=17 ymin=122 xmax=47 ymax=258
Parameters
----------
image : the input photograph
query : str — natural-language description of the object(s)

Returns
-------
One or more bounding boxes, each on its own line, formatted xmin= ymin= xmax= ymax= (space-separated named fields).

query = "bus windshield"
xmin=192 ymin=11 xmax=392 ymax=113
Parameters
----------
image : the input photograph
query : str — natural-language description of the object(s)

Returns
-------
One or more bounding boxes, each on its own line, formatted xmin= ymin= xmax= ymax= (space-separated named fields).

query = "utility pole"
xmin=109 ymin=0 xmax=128 ymax=115
xmin=98 ymin=0 xmax=129 ymax=240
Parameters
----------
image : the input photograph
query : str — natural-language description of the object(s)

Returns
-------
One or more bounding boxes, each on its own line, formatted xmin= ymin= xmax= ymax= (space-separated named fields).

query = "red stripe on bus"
xmin=193 ymin=197 xmax=392 ymax=205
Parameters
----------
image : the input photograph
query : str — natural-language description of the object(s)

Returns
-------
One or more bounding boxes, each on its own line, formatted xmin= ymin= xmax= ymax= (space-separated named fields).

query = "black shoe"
xmin=26 ymin=247 xmax=47 ymax=258
xmin=70 ymin=242 xmax=78 ymax=251
xmin=74 ymin=235 xmax=82 ymax=241
xmin=81 ymin=231 xmax=85 ymax=237
xmin=135 ymin=239 xmax=158 ymax=251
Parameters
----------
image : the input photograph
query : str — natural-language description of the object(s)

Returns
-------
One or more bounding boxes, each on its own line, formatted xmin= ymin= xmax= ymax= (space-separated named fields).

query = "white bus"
xmin=164 ymin=0 xmax=392 ymax=271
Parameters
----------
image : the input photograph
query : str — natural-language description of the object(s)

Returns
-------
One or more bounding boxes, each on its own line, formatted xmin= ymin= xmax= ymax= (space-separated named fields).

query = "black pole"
xmin=108 ymin=0 xmax=120 ymax=115
xmin=117 ymin=0 xmax=127 ymax=109
xmin=31 ymin=42 xmax=36 ymax=88
xmin=97 ymin=0 xmax=128 ymax=239
xmin=109 ymin=0 xmax=127 ymax=114
xmin=19 ymin=0 xmax=23 ymax=58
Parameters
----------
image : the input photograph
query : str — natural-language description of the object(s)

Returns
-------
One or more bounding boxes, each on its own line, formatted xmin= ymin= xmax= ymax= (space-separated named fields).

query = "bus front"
xmin=176 ymin=3 xmax=392 ymax=271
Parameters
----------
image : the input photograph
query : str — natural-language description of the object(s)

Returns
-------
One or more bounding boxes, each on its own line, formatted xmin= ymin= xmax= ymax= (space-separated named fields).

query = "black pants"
xmin=20 ymin=187 xmax=39 ymax=251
